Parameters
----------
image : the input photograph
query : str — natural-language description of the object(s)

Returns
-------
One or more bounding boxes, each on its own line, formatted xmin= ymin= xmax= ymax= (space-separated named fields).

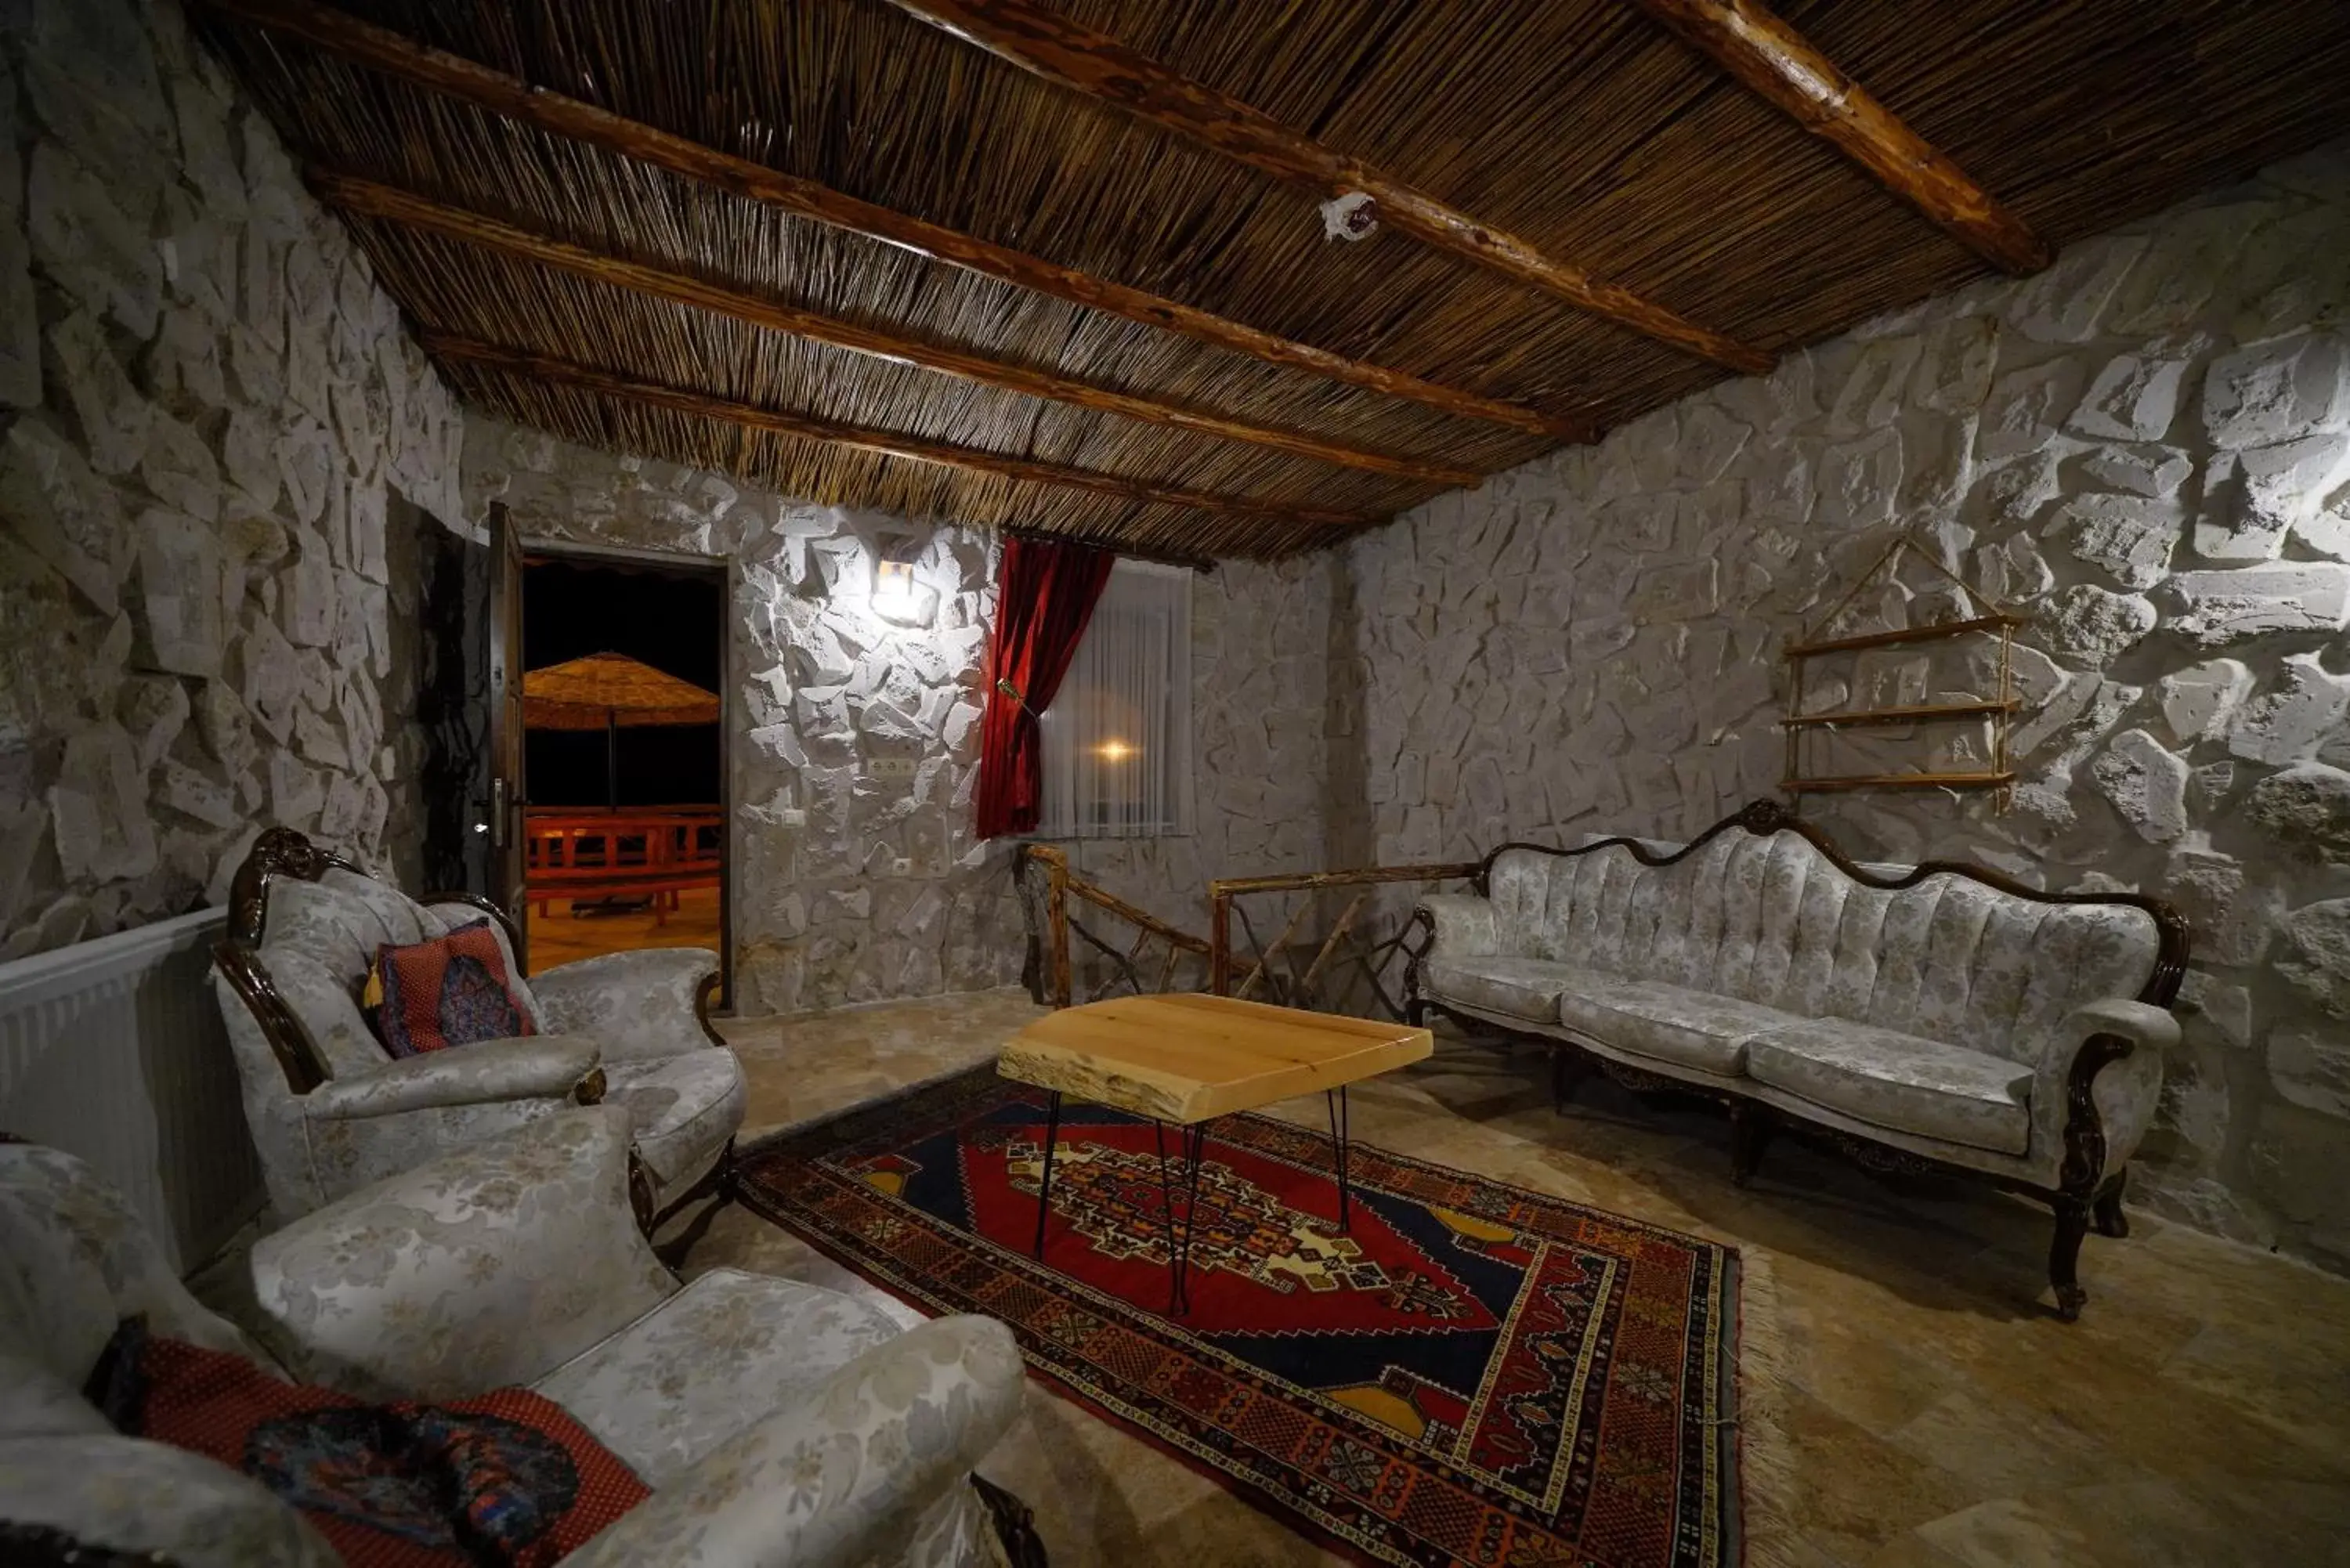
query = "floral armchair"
xmin=210 ymin=828 xmax=747 ymax=1223
xmin=0 ymin=1111 xmax=1032 ymax=1566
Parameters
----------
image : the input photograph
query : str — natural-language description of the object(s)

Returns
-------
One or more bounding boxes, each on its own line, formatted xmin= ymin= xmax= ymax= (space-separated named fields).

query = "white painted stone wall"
xmin=1340 ymin=139 xmax=2350 ymax=1271
xmin=0 ymin=0 xmax=467 ymax=959
xmin=464 ymin=417 xmax=1018 ymax=1014
xmin=465 ymin=416 xmax=1332 ymax=1010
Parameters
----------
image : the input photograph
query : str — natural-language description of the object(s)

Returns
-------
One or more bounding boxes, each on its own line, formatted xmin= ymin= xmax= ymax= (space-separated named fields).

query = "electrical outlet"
xmin=776 ymin=807 xmax=807 ymax=827
xmin=866 ymin=757 xmax=919 ymax=781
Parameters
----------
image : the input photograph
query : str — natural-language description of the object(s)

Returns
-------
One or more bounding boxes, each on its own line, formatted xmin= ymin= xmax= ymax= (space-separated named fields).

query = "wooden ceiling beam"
xmin=193 ymin=0 xmax=1590 ymax=444
xmin=423 ymin=333 xmax=1373 ymax=530
xmin=880 ymin=0 xmax=1774 ymax=376
xmin=1630 ymin=0 xmax=2051 ymax=274
xmin=315 ymin=171 xmax=1478 ymax=488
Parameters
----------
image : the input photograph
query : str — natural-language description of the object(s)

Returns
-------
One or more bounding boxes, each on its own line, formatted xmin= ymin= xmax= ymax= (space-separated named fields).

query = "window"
xmin=1037 ymin=560 xmax=1195 ymax=837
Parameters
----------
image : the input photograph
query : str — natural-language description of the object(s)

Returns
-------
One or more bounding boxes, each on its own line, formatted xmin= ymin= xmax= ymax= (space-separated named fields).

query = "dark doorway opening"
xmin=521 ymin=551 xmax=729 ymax=998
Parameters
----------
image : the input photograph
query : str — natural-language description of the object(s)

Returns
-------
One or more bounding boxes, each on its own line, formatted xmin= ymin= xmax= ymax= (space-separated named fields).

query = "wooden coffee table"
xmin=996 ymin=993 xmax=1433 ymax=1312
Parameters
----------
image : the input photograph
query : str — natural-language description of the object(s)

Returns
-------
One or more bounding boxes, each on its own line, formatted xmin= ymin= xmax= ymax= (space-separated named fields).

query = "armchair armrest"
xmin=298 ymin=1035 xmax=604 ymax=1121
xmin=2048 ymin=999 xmax=2181 ymax=1063
xmin=2037 ymin=999 xmax=2181 ymax=1178
xmin=563 ymin=1315 xmax=1025 ymax=1568
xmin=251 ymin=1106 xmax=677 ymax=1400
xmin=1416 ymin=894 xmax=1499 ymax=961
xmin=530 ymin=948 xmax=723 ymax=1062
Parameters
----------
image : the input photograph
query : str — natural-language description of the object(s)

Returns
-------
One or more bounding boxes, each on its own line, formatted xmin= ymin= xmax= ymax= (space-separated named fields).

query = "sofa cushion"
xmin=531 ymin=1268 xmax=902 ymax=1486
xmin=1747 ymin=1021 xmax=2034 ymax=1156
xmin=1553 ymin=973 xmax=1792 ymax=1076
xmin=368 ymin=922 xmax=539 ymax=1058
xmin=89 ymin=1313 xmax=649 ymax=1567
xmin=1420 ymin=957 xmax=1578 ymax=1022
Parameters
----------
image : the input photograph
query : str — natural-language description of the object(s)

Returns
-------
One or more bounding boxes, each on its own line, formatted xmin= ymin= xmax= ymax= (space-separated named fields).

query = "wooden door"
xmin=486 ymin=502 xmax=530 ymax=968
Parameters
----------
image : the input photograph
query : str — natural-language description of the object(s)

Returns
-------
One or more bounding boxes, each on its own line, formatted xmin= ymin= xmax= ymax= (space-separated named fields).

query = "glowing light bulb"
xmin=873 ymin=559 xmax=916 ymax=616
xmin=1095 ymin=739 xmax=1134 ymax=762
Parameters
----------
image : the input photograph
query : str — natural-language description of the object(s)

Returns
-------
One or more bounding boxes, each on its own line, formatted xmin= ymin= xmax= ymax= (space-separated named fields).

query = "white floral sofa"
xmin=1407 ymin=801 xmax=2189 ymax=1320
xmin=0 ymin=1109 xmax=1030 ymax=1567
xmin=211 ymin=828 xmax=747 ymax=1223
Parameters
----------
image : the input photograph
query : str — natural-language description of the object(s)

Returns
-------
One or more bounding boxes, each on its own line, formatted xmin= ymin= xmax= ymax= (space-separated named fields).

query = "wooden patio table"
xmin=996 ymin=992 xmax=1433 ymax=1313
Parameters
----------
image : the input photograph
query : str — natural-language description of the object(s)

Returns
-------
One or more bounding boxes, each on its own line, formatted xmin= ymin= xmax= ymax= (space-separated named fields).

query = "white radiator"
xmin=0 ymin=907 xmax=263 ymax=1273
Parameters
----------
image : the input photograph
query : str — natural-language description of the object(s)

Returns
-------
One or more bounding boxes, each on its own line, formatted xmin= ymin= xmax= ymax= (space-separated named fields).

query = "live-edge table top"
xmin=996 ymin=992 xmax=1433 ymax=1125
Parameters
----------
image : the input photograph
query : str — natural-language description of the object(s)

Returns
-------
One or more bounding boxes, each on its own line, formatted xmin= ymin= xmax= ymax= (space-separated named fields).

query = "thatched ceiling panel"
xmin=205 ymin=0 xmax=2350 ymax=559
xmin=1799 ymin=0 xmax=2350 ymax=244
xmin=356 ymin=220 xmax=1444 ymax=518
xmin=455 ymin=365 xmax=1347 ymax=558
xmin=215 ymin=39 xmax=1560 ymax=467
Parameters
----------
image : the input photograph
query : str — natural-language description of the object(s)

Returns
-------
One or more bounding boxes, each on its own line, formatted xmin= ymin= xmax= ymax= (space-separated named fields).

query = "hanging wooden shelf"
xmin=1781 ymin=770 xmax=2018 ymax=794
xmin=1782 ymin=613 xmax=2026 ymax=660
xmin=1780 ymin=698 xmax=2020 ymax=730
xmin=1781 ymin=536 xmax=2027 ymax=807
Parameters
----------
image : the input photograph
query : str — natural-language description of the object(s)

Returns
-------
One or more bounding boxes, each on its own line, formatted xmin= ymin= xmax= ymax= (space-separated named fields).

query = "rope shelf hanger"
xmin=1780 ymin=534 xmax=2029 ymax=808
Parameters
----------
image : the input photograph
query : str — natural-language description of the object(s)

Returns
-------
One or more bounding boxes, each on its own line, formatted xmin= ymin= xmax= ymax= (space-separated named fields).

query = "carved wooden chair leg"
xmin=1729 ymin=1100 xmax=1773 ymax=1187
xmin=971 ymin=1473 xmax=1050 ymax=1568
xmin=2049 ymin=1196 xmax=2093 ymax=1322
xmin=2092 ymin=1168 xmax=2128 ymax=1239
xmin=627 ymin=1151 xmax=658 ymax=1239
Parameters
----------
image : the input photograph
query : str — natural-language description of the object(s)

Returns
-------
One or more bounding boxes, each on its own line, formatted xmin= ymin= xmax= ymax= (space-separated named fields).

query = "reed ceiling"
xmin=199 ymin=0 xmax=2350 ymax=559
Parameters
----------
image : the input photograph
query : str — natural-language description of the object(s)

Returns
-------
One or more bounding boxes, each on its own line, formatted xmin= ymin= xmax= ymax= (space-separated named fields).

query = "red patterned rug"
xmin=736 ymin=1068 xmax=1744 ymax=1567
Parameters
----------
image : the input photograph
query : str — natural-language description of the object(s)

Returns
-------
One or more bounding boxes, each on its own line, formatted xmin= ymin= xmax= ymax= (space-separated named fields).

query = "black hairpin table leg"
xmin=1326 ymin=1086 xmax=1352 ymax=1232
xmin=1152 ymin=1118 xmax=1179 ymax=1312
xmin=1162 ymin=1121 xmax=1209 ymax=1315
xmin=1031 ymin=1090 xmax=1061 ymax=1259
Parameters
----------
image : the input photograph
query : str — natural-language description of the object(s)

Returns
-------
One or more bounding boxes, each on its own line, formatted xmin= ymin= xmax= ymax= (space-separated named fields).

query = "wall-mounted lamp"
xmin=870 ymin=538 xmax=937 ymax=627
xmin=873 ymin=559 xmax=918 ymax=617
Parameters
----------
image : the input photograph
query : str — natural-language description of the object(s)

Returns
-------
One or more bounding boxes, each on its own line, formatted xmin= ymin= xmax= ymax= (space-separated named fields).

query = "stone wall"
xmin=465 ymin=416 xmax=1335 ymax=1010
xmin=0 ymin=0 xmax=467 ymax=960
xmin=1339 ymin=139 xmax=2350 ymax=1270
xmin=465 ymin=417 xmax=1018 ymax=1014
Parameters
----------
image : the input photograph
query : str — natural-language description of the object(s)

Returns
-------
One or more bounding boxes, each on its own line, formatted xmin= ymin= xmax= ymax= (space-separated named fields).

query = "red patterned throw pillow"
xmin=367 ymin=919 xmax=536 ymax=1057
xmin=87 ymin=1317 xmax=647 ymax=1568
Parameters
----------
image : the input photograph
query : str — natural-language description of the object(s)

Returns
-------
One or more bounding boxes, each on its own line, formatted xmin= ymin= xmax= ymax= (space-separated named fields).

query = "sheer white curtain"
xmin=1036 ymin=559 xmax=1194 ymax=837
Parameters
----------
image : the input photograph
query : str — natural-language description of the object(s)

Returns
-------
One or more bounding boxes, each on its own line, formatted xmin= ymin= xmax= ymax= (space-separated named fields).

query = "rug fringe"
xmin=1731 ymin=1245 xmax=1805 ymax=1568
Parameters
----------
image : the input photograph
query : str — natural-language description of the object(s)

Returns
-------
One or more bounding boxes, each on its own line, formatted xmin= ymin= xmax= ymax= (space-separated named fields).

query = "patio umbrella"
xmin=523 ymin=652 xmax=721 ymax=807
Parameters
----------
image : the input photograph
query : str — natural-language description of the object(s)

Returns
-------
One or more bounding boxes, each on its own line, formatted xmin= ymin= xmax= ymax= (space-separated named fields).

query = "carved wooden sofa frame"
xmin=1405 ymin=800 xmax=2189 ymax=1321
xmin=212 ymin=826 xmax=736 ymax=1240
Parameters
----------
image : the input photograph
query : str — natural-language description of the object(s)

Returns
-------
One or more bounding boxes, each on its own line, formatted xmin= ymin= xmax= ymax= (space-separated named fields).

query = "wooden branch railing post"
xmin=1028 ymin=844 xmax=1074 ymax=1009
xmin=1024 ymin=847 xmax=1478 ymax=1015
xmin=1209 ymin=889 xmax=1232 ymax=996
xmin=1207 ymin=862 xmax=1481 ymax=1017
xmin=1022 ymin=844 xmax=1208 ymax=1008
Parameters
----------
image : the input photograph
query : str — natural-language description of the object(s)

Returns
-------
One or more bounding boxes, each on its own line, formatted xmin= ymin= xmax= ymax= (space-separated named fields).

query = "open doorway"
xmin=519 ymin=550 xmax=729 ymax=996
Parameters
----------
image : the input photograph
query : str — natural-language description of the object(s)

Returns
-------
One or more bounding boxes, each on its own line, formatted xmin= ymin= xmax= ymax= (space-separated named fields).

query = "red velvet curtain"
xmin=974 ymin=535 xmax=1117 ymax=839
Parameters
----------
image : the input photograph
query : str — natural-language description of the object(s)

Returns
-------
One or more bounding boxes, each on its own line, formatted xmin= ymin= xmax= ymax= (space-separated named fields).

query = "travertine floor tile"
xmin=688 ymin=994 xmax=2350 ymax=1568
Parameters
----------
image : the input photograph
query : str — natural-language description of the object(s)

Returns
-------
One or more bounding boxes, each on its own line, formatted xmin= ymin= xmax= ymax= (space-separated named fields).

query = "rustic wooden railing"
xmin=525 ymin=807 xmax=721 ymax=920
xmin=1016 ymin=844 xmax=1212 ymax=1008
xmin=1209 ymin=862 xmax=1483 ymax=1019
